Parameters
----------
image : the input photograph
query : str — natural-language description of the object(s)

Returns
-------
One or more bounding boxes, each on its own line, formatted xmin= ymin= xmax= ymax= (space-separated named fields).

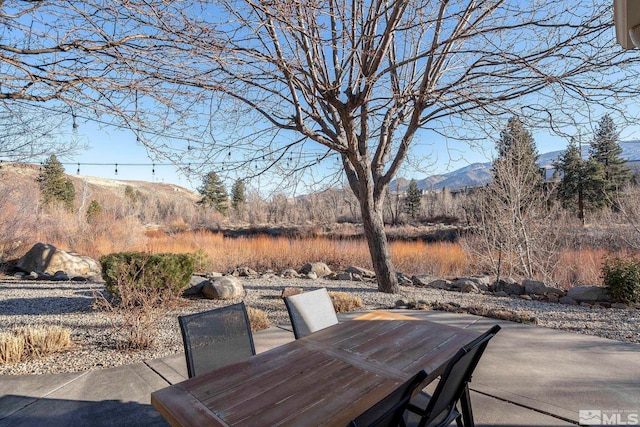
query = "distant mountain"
xmin=393 ymin=140 xmax=640 ymax=192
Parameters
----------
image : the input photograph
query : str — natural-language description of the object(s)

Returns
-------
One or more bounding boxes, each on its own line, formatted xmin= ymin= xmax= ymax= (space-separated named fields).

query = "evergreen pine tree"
xmin=555 ymin=139 xmax=607 ymax=222
xmin=492 ymin=116 xmax=542 ymax=209
xmin=231 ymin=179 xmax=246 ymax=211
xmin=197 ymin=171 xmax=228 ymax=214
xmin=404 ymin=179 xmax=422 ymax=219
xmin=86 ymin=199 xmax=102 ymax=224
xmin=590 ymin=114 xmax=632 ymax=196
xmin=36 ymin=154 xmax=75 ymax=209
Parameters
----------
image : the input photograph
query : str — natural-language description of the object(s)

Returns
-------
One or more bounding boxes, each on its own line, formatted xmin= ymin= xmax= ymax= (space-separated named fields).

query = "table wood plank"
xmin=151 ymin=314 xmax=481 ymax=427
xmin=353 ymin=310 xmax=418 ymax=320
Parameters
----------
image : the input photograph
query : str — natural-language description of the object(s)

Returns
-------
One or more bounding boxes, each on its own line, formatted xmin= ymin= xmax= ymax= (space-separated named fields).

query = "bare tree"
xmin=169 ymin=0 xmax=639 ymax=292
xmin=4 ymin=1 xmax=640 ymax=292
xmin=0 ymin=1 xmax=213 ymax=162
xmin=0 ymin=102 xmax=81 ymax=161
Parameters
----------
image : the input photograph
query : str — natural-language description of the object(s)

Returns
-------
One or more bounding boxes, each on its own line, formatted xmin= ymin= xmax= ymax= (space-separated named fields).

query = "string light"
xmin=77 ymin=163 xmax=80 ymax=175
xmin=115 ymin=163 xmax=118 ymax=175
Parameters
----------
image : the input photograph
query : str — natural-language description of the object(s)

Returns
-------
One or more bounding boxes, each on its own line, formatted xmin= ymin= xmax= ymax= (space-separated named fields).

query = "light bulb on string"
xmin=115 ymin=163 xmax=118 ymax=175
xmin=77 ymin=163 xmax=80 ymax=175
xmin=152 ymin=163 xmax=155 ymax=176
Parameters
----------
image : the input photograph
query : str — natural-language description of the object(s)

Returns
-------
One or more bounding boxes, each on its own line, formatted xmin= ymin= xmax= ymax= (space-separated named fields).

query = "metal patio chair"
xmin=406 ymin=325 xmax=501 ymax=427
xmin=178 ymin=302 xmax=256 ymax=378
xmin=351 ymin=370 xmax=429 ymax=427
xmin=284 ymin=287 xmax=339 ymax=339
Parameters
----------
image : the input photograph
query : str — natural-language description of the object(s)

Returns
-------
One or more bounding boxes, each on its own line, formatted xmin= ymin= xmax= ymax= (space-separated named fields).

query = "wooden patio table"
xmin=151 ymin=310 xmax=480 ymax=427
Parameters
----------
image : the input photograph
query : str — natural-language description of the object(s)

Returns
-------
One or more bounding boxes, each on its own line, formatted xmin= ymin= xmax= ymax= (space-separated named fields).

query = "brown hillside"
xmin=0 ymin=161 xmax=199 ymax=207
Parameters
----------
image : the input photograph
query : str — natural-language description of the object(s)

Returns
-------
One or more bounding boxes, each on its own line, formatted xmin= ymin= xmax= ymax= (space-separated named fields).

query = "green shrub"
xmin=100 ymin=252 xmax=195 ymax=299
xmin=601 ymin=256 xmax=640 ymax=304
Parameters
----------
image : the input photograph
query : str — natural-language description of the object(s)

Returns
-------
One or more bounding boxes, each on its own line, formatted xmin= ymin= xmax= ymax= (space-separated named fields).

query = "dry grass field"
xmin=1 ymin=161 xmax=633 ymax=289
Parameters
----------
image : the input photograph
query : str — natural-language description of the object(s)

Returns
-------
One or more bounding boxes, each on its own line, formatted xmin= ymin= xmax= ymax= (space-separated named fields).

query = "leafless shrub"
xmin=0 ymin=176 xmax=38 ymax=261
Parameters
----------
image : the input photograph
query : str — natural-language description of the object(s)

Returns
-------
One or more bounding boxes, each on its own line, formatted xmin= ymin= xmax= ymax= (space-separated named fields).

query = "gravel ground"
xmin=1 ymin=276 xmax=639 ymax=375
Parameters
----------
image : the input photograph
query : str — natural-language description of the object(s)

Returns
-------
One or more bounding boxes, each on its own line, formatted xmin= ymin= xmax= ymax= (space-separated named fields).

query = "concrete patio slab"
xmin=1 ymin=310 xmax=638 ymax=426
xmin=388 ymin=310 xmax=640 ymax=425
xmin=0 ymin=372 xmax=85 ymax=420
xmin=0 ymin=363 xmax=169 ymax=427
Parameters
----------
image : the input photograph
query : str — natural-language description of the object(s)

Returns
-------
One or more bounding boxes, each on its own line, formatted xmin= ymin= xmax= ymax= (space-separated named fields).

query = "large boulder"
xmin=298 ymin=262 xmax=332 ymax=278
xmin=202 ymin=276 xmax=245 ymax=300
xmin=566 ymin=286 xmax=610 ymax=302
xmin=16 ymin=243 xmax=100 ymax=280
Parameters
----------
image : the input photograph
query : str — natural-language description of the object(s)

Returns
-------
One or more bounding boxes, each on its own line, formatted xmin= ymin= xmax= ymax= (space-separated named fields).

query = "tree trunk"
xmin=360 ymin=198 xmax=399 ymax=294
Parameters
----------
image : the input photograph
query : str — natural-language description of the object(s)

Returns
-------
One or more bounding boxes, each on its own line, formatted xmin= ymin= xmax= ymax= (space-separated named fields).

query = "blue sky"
xmin=62 ymin=121 xmax=201 ymax=191
xmin=59 ymin=116 xmax=640 ymax=195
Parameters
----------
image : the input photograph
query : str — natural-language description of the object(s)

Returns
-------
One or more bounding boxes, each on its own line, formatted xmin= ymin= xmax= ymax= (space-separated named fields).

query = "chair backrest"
xmin=178 ymin=302 xmax=256 ymax=378
xmin=419 ymin=325 xmax=501 ymax=425
xmin=351 ymin=370 xmax=428 ymax=427
xmin=284 ymin=288 xmax=339 ymax=339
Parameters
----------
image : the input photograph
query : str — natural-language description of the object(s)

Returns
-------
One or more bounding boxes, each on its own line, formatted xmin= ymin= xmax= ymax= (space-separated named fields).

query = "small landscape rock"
xmin=469 ymin=275 xmax=492 ymax=291
xmin=346 ymin=266 xmax=375 ymax=278
xmin=494 ymin=278 xmax=524 ymax=295
xmin=566 ymin=286 xmax=610 ymax=302
xmin=232 ymin=266 xmax=258 ymax=277
xmin=281 ymin=269 xmax=300 ymax=278
xmin=611 ymin=302 xmax=628 ymax=310
xmin=427 ymin=279 xmax=453 ymax=290
xmin=559 ymin=296 xmax=577 ymax=305
xmin=395 ymin=298 xmax=410 ymax=307
xmin=337 ymin=272 xmax=352 ymax=281
xmin=523 ymin=279 xmax=563 ymax=296
xmin=460 ymin=281 xmax=480 ymax=294
xmin=52 ymin=271 xmax=69 ymax=281
xmin=397 ymin=272 xmax=413 ymax=286
xmin=305 ymin=272 xmax=318 ymax=280
xmin=411 ymin=275 xmax=434 ymax=287
xmin=299 ymin=262 xmax=332 ymax=278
